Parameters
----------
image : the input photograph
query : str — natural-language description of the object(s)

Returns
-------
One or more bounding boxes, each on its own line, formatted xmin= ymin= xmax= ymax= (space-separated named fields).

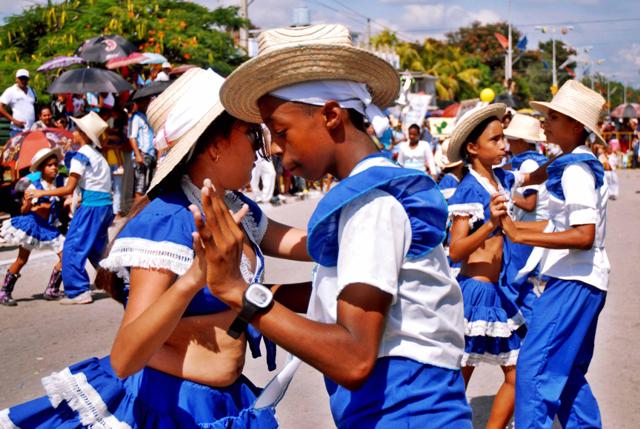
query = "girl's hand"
xmin=500 ymin=215 xmax=520 ymax=243
xmin=25 ymin=189 xmax=43 ymax=200
xmin=181 ymin=225 xmax=207 ymax=293
xmin=489 ymin=193 xmax=508 ymax=229
xmin=191 ymin=179 xmax=249 ymax=303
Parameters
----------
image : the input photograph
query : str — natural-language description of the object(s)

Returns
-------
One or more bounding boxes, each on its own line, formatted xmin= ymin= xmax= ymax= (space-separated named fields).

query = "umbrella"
xmin=611 ymin=103 xmax=640 ymax=119
xmin=131 ymin=80 xmax=172 ymax=101
xmin=1 ymin=128 xmax=76 ymax=172
xmin=37 ymin=56 xmax=85 ymax=72
xmin=169 ymin=64 xmax=197 ymax=76
xmin=47 ymin=68 xmax=133 ymax=94
xmin=76 ymin=35 xmax=136 ymax=63
xmin=106 ymin=52 xmax=145 ymax=70
xmin=141 ymin=53 xmax=168 ymax=65
xmin=441 ymin=103 xmax=460 ymax=118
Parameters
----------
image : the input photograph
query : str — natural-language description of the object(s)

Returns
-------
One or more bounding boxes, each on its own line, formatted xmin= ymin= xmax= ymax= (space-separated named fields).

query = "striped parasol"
xmin=37 ymin=56 xmax=85 ymax=72
xmin=106 ymin=52 xmax=146 ymax=69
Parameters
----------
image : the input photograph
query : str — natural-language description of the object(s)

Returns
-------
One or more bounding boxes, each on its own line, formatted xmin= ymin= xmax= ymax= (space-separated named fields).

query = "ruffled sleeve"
xmin=99 ymin=193 xmax=195 ymax=279
xmin=447 ymin=179 xmax=486 ymax=227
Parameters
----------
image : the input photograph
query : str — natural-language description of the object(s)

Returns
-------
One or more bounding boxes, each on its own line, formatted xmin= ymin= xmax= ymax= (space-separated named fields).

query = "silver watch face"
xmin=246 ymin=284 xmax=273 ymax=308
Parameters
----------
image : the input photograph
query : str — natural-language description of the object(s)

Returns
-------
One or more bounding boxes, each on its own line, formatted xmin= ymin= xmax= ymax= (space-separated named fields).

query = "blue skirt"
xmin=1 ymin=213 xmax=64 ymax=253
xmin=458 ymin=275 xmax=524 ymax=367
xmin=1 ymin=357 xmax=278 ymax=429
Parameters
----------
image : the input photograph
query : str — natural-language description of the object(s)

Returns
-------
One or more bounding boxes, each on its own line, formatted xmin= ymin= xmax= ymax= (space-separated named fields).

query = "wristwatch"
xmin=227 ymin=283 xmax=274 ymax=339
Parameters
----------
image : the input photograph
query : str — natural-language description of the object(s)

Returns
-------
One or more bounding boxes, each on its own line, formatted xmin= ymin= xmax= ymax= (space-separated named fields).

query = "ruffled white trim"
xmin=464 ymin=311 xmax=526 ymax=338
xmin=42 ymin=368 xmax=131 ymax=429
xmin=0 ymin=219 xmax=64 ymax=253
xmin=448 ymin=203 xmax=485 ymax=227
xmin=99 ymin=237 xmax=194 ymax=279
xmin=462 ymin=349 xmax=519 ymax=367
xmin=0 ymin=408 xmax=19 ymax=429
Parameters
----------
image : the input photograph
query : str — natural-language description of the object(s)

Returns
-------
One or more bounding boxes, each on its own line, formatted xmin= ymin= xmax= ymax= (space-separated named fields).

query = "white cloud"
xmin=396 ymin=3 xmax=500 ymax=36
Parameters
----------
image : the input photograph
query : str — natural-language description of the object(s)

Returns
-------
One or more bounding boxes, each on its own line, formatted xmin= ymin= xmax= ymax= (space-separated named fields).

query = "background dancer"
xmin=0 ymin=148 xmax=66 ymax=305
xmin=501 ymin=80 xmax=610 ymax=429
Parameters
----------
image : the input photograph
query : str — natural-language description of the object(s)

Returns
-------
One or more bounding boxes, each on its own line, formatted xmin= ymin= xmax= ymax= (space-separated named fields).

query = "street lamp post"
xmin=536 ymin=25 xmax=573 ymax=94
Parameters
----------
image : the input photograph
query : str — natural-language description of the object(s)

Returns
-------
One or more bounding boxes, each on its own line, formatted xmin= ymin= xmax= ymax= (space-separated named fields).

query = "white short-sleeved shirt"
xmin=308 ymin=157 xmax=466 ymax=370
xmin=539 ymin=146 xmax=610 ymax=291
xmin=514 ymin=158 xmax=549 ymax=222
xmin=0 ymin=84 xmax=36 ymax=128
xmin=397 ymin=140 xmax=438 ymax=175
xmin=69 ymin=145 xmax=112 ymax=193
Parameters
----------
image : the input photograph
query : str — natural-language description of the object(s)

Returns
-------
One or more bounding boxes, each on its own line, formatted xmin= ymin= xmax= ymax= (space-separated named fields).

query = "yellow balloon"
xmin=480 ymin=88 xmax=496 ymax=103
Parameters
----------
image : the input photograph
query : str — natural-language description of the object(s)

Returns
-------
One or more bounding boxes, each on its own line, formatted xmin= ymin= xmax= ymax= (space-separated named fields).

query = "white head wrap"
xmin=153 ymin=68 xmax=225 ymax=151
xmin=269 ymin=80 xmax=390 ymax=137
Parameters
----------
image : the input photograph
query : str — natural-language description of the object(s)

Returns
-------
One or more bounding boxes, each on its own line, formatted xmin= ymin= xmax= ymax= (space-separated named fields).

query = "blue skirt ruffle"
xmin=1 ymin=213 xmax=64 ymax=252
xmin=458 ymin=275 xmax=524 ymax=367
xmin=1 ymin=356 xmax=278 ymax=429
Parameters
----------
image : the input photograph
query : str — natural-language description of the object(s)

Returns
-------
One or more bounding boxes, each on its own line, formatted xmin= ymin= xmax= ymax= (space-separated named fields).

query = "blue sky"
xmin=2 ymin=0 xmax=639 ymax=86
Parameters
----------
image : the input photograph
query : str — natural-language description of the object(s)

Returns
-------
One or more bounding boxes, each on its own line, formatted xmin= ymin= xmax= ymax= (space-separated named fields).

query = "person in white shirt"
xmin=500 ymin=80 xmax=609 ymax=429
xmin=0 ymin=69 xmax=36 ymax=136
xmin=397 ymin=123 xmax=438 ymax=177
xmin=155 ymin=62 xmax=171 ymax=82
xmin=27 ymin=112 xmax=113 ymax=306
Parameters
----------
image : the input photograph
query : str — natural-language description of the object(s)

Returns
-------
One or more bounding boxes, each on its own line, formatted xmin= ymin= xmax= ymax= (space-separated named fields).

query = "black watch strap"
xmin=227 ymin=316 xmax=248 ymax=339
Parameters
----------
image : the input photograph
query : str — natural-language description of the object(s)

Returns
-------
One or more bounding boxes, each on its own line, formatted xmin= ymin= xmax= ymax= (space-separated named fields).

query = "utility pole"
xmin=366 ymin=18 xmax=371 ymax=50
xmin=506 ymin=0 xmax=512 ymax=92
xmin=240 ymin=0 xmax=249 ymax=52
xmin=551 ymin=29 xmax=557 ymax=90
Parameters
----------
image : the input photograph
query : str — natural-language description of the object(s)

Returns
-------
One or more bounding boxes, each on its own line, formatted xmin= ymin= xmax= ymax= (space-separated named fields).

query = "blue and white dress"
xmin=438 ymin=173 xmax=460 ymax=201
xmin=0 ymin=177 xmax=278 ymax=429
xmin=0 ymin=177 xmax=65 ymax=253
xmin=447 ymin=167 xmax=525 ymax=367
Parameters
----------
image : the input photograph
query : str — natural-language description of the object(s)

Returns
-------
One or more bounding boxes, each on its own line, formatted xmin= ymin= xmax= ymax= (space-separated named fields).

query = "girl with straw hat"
xmin=445 ymin=103 xmax=528 ymax=428
xmin=0 ymin=67 xmax=310 ymax=428
xmin=25 ymin=111 xmax=113 ymax=305
xmin=499 ymin=79 xmax=609 ymax=428
xmin=0 ymin=148 xmax=66 ymax=305
xmin=196 ymin=24 xmax=472 ymax=428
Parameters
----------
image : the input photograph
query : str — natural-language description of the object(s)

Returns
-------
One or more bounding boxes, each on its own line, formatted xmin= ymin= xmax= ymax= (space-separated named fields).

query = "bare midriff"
xmin=460 ymin=233 xmax=503 ymax=283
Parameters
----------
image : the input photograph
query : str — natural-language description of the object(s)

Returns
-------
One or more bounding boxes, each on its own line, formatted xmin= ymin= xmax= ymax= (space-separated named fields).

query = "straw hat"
xmin=447 ymin=103 xmax=506 ymax=163
xmin=504 ymin=113 xmax=546 ymax=143
xmin=220 ymin=24 xmax=400 ymax=123
xmin=146 ymin=67 xmax=225 ymax=195
xmin=70 ymin=111 xmax=107 ymax=148
xmin=437 ymin=139 xmax=463 ymax=169
xmin=30 ymin=147 xmax=62 ymax=172
xmin=530 ymin=79 xmax=606 ymax=145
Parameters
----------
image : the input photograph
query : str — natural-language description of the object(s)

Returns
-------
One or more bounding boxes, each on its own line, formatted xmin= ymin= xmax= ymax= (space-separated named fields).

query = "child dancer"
xmin=501 ymin=80 xmax=609 ymax=429
xmin=446 ymin=104 xmax=524 ymax=429
xmin=201 ymin=24 xmax=472 ymax=428
xmin=0 ymin=148 xmax=66 ymax=305
xmin=26 ymin=111 xmax=113 ymax=305
xmin=438 ymin=138 xmax=466 ymax=201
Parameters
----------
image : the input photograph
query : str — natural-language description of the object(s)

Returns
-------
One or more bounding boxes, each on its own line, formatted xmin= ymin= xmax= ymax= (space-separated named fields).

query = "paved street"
xmin=1 ymin=170 xmax=639 ymax=428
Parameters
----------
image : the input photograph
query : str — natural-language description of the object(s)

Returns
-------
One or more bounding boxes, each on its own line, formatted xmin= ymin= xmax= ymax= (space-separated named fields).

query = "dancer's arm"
xmin=448 ymin=194 xmax=508 ymax=263
xmin=27 ymin=174 xmax=79 ymax=199
xmin=110 ymin=232 xmax=208 ymax=378
xmin=261 ymin=219 xmax=310 ymax=261
xmin=501 ymin=216 xmax=594 ymax=250
xmin=512 ymin=192 xmax=537 ymax=212
xmin=196 ymin=182 xmax=392 ymax=390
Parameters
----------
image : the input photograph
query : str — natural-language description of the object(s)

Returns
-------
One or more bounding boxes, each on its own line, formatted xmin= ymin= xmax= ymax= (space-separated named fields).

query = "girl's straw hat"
xmin=146 ymin=67 xmax=225 ymax=195
xmin=220 ymin=24 xmax=400 ymax=123
xmin=70 ymin=111 xmax=108 ymax=148
xmin=447 ymin=104 xmax=506 ymax=163
xmin=530 ymin=79 xmax=606 ymax=145
xmin=30 ymin=147 xmax=62 ymax=172
xmin=437 ymin=139 xmax=463 ymax=169
xmin=503 ymin=113 xmax=546 ymax=143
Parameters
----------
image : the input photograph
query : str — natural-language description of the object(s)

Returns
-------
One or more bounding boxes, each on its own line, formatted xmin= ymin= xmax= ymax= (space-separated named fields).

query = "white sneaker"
xmin=59 ymin=291 xmax=93 ymax=305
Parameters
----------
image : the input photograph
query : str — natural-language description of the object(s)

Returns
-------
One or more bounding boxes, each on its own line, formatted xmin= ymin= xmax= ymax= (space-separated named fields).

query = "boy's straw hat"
xmin=70 ymin=111 xmax=107 ymax=148
xmin=30 ymin=147 xmax=62 ymax=172
xmin=146 ymin=67 xmax=225 ymax=195
xmin=220 ymin=24 xmax=400 ymax=123
xmin=530 ymin=79 xmax=606 ymax=145
xmin=504 ymin=113 xmax=546 ymax=143
xmin=447 ymin=104 xmax=506 ymax=163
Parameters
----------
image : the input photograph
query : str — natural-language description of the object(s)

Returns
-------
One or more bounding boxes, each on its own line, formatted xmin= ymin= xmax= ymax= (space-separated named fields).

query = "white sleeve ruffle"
xmin=448 ymin=202 xmax=485 ymax=227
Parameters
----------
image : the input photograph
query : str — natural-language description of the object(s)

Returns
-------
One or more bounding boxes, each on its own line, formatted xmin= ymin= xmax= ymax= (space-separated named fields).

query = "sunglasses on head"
xmin=246 ymin=125 xmax=271 ymax=160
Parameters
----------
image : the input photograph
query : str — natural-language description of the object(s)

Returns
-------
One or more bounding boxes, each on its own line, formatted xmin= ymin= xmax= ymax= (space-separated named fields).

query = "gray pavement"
xmin=1 ymin=170 xmax=639 ymax=427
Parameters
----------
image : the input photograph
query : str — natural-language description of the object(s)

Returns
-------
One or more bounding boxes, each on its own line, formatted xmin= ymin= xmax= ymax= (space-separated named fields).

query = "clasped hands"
xmin=489 ymin=193 xmax=519 ymax=241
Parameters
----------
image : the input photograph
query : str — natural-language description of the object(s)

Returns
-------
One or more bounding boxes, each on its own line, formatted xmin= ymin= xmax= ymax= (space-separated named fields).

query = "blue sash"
xmin=546 ymin=153 xmax=604 ymax=201
xmin=510 ymin=150 xmax=548 ymax=171
xmin=307 ymin=156 xmax=448 ymax=267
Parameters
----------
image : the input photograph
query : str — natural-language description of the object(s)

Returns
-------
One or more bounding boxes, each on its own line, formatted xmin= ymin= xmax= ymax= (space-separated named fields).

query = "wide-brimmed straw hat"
xmin=530 ymin=79 xmax=606 ymax=145
xmin=437 ymin=139 xmax=463 ymax=170
xmin=504 ymin=113 xmax=545 ymax=143
xmin=30 ymin=147 xmax=62 ymax=172
xmin=220 ymin=24 xmax=400 ymax=123
xmin=447 ymin=103 xmax=506 ymax=163
xmin=70 ymin=111 xmax=108 ymax=148
xmin=146 ymin=67 xmax=225 ymax=195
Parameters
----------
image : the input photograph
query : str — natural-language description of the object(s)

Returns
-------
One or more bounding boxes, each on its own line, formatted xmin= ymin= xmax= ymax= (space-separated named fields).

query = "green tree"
xmin=0 ymin=0 xmax=247 ymax=99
